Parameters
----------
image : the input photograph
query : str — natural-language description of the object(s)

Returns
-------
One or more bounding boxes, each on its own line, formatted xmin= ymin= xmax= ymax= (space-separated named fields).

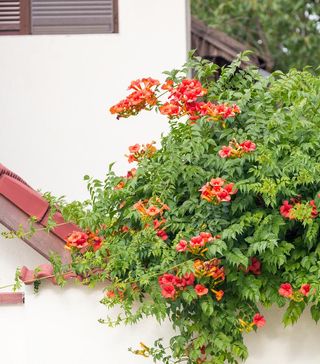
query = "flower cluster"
xmin=218 ymin=139 xmax=256 ymax=158
xmin=280 ymin=198 xmax=318 ymax=221
xmin=253 ymin=313 xmax=266 ymax=328
xmin=159 ymin=78 xmax=206 ymax=120
xmin=134 ymin=198 xmax=170 ymax=240
xmin=134 ymin=198 xmax=170 ymax=218
xmin=114 ymin=181 xmax=125 ymax=190
xmin=195 ymin=345 xmax=207 ymax=364
xmin=239 ymin=313 xmax=266 ymax=333
xmin=194 ymin=258 xmax=225 ymax=301
xmin=279 ymin=283 xmax=311 ymax=301
xmin=158 ymin=271 xmax=222 ymax=300
xmin=194 ymin=284 xmax=209 ymax=296
xmin=121 ymin=225 xmax=130 ymax=233
xmin=109 ymin=78 xmax=160 ymax=118
xmin=159 ymin=78 xmax=240 ymax=122
xmin=110 ymin=76 xmax=240 ymax=124
xmin=105 ymin=288 xmax=125 ymax=301
xmin=176 ymin=232 xmax=221 ymax=255
xmin=66 ymin=230 xmax=103 ymax=252
xmin=114 ymin=168 xmax=137 ymax=190
xmin=200 ymin=178 xmax=238 ymax=204
xmin=194 ymin=259 xmax=225 ymax=280
xmin=126 ymin=142 xmax=157 ymax=163
xmin=153 ymin=218 xmax=168 ymax=241
xmin=160 ymin=100 xmax=241 ymax=122
xmin=126 ymin=168 xmax=137 ymax=179
xmin=246 ymin=257 xmax=262 ymax=275
xmin=204 ymin=103 xmax=241 ymax=121
xmin=158 ymin=272 xmax=195 ymax=299
xmin=168 ymin=78 xmax=207 ymax=103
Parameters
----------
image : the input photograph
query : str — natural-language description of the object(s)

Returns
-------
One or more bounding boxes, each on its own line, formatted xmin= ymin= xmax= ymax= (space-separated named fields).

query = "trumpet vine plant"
xmin=13 ymin=52 xmax=320 ymax=363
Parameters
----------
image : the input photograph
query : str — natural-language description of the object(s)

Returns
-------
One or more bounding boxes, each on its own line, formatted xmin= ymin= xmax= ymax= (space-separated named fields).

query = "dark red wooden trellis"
xmin=0 ymin=163 xmax=82 ymax=304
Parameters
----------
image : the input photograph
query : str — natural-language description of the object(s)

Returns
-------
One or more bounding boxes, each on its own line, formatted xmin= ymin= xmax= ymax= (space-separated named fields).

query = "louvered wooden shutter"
xmin=0 ymin=0 xmax=30 ymax=35
xmin=31 ymin=0 xmax=116 ymax=34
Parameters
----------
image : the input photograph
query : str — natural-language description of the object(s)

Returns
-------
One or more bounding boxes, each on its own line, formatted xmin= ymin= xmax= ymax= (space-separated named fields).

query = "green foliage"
xmin=191 ymin=0 xmax=320 ymax=72
xmin=13 ymin=268 xmax=22 ymax=292
xmin=310 ymin=304 xmax=320 ymax=323
xmin=283 ymin=301 xmax=306 ymax=326
xmin=46 ymin=55 xmax=320 ymax=363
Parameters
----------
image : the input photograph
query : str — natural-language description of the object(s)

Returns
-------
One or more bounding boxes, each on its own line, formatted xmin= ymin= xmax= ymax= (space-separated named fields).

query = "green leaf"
xmin=283 ymin=301 xmax=306 ymax=326
xmin=311 ymin=305 xmax=320 ymax=323
xmin=225 ymin=248 xmax=248 ymax=267
xmin=207 ymin=240 xmax=227 ymax=257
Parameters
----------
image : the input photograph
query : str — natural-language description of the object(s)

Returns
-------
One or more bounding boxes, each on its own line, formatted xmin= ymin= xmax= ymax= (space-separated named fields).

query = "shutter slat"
xmin=33 ymin=1 xmax=112 ymax=6
xmin=31 ymin=0 xmax=114 ymax=34
xmin=34 ymin=16 xmax=113 ymax=26
xmin=34 ymin=11 xmax=112 ymax=16
xmin=32 ymin=24 xmax=112 ymax=34
xmin=0 ymin=0 xmax=21 ymax=34
xmin=0 ymin=22 xmax=19 ymax=30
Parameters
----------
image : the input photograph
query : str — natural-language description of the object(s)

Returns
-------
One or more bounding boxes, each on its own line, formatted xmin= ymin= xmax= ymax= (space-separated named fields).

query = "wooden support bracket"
xmin=0 ymin=292 xmax=25 ymax=304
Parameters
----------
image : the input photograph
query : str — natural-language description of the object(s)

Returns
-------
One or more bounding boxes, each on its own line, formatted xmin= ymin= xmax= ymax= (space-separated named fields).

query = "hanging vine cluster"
xmin=14 ymin=53 xmax=320 ymax=364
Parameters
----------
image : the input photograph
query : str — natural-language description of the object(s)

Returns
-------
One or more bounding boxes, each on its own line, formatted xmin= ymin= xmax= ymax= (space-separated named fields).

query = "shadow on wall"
xmin=245 ymin=306 xmax=320 ymax=364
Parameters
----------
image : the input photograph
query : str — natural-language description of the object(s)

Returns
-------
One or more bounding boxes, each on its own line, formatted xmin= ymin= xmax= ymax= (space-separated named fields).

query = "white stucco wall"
xmin=0 ymin=0 xmax=188 ymax=201
xmin=1 ymin=0 xmax=320 ymax=363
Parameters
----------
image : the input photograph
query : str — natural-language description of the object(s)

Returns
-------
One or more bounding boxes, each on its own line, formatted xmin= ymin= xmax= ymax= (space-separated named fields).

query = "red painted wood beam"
xmin=0 ymin=292 xmax=24 ymax=304
xmin=0 ymin=195 xmax=71 ymax=263
xmin=0 ymin=163 xmax=81 ymax=263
